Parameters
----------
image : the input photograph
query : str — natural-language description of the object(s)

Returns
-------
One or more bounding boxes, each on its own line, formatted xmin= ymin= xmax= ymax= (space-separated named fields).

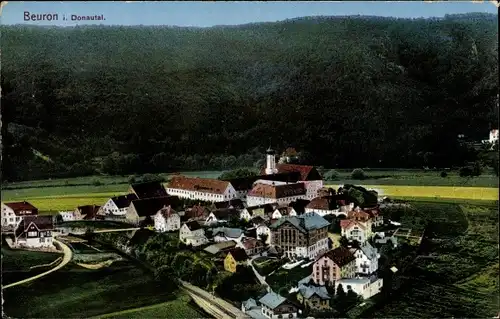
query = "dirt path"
xmin=2 ymin=239 xmax=73 ymax=290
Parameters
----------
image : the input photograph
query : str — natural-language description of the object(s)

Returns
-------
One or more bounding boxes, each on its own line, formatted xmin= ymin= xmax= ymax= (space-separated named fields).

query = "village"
xmin=0 ymin=147 xmax=422 ymax=318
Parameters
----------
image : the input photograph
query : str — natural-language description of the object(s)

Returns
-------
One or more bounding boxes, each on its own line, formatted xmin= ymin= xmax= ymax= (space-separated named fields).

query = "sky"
xmin=0 ymin=1 xmax=498 ymax=27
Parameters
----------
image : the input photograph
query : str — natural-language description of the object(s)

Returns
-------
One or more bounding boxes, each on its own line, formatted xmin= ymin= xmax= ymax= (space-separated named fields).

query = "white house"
xmin=154 ymin=206 xmax=181 ymax=232
xmin=271 ymin=206 xmax=297 ymax=219
xmin=490 ymin=129 xmax=499 ymax=143
xmin=256 ymin=223 xmax=272 ymax=244
xmin=363 ymin=206 xmax=384 ymax=227
xmin=341 ymin=219 xmax=369 ymax=243
xmin=179 ymin=221 xmax=207 ymax=247
xmin=240 ymin=204 xmax=277 ymax=221
xmin=58 ymin=210 xmax=82 ymax=222
xmin=1 ymin=201 xmax=38 ymax=229
xmin=205 ymin=208 xmax=238 ymax=225
xmin=212 ymin=227 xmax=244 ymax=243
xmin=101 ymin=194 xmax=138 ymax=216
xmin=258 ymin=292 xmax=299 ymax=319
xmin=246 ymin=182 xmax=308 ymax=207
xmin=14 ymin=215 xmax=55 ymax=249
xmin=347 ymin=209 xmax=374 ymax=238
xmin=349 ymin=242 xmax=380 ymax=276
xmin=166 ymin=176 xmax=239 ymax=202
xmin=337 ymin=277 xmax=383 ymax=300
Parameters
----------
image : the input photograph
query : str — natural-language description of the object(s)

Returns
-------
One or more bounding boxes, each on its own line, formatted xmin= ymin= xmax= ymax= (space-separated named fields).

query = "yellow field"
xmin=12 ymin=195 xmax=117 ymax=214
xmin=325 ymin=185 xmax=499 ymax=201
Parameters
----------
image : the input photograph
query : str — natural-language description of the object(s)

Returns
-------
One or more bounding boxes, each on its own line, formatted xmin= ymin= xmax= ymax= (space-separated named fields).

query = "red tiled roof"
xmin=3 ymin=201 xmax=38 ymax=216
xmin=340 ymin=219 xmax=366 ymax=230
xmin=260 ymin=164 xmax=320 ymax=181
xmin=241 ymin=237 xmax=263 ymax=250
xmin=347 ymin=210 xmax=372 ymax=221
xmin=306 ymin=196 xmax=340 ymax=210
xmin=78 ymin=205 xmax=101 ymax=220
xmin=248 ymin=183 xmax=306 ymax=199
xmin=321 ymin=247 xmax=356 ymax=267
xmin=185 ymin=204 xmax=210 ymax=219
xmin=158 ymin=206 xmax=177 ymax=219
xmin=168 ymin=176 xmax=230 ymax=195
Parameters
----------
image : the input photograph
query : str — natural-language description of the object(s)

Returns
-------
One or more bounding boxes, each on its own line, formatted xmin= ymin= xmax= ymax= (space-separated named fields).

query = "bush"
xmin=459 ymin=166 xmax=473 ymax=177
xmin=440 ymin=171 xmax=448 ymax=178
xmin=351 ymin=168 xmax=366 ymax=180
xmin=92 ymin=179 xmax=103 ymax=186
xmin=324 ymin=169 xmax=340 ymax=181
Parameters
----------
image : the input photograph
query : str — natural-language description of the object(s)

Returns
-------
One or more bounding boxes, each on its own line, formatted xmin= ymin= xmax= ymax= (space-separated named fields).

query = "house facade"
xmin=272 ymin=206 xmax=297 ymax=219
xmin=312 ymin=246 xmax=356 ymax=286
xmin=238 ymin=237 xmax=265 ymax=256
xmin=58 ymin=210 xmax=82 ymax=222
xmin=247 ymin=182 xmax=308 ymax=207
xmin=296 ymin=284 xmax=331 ymax=311
xmin=125 ymin=196 xmax=178 ymax=225
xmin=259 ymin=292 xmax=298 ymax=319
xmin=256 ymin=223 xmax=272 ymax=244
xmin=154 ymin=206 xmax=181 ymax=232
xmin=304 ymin=196 xmax=354 ymax=217
xmin=212 ymin=227 xmax=244 ymax=243
xmin=337 ymin=277 xmax=384 ymax=300
xmin=15 ymin=215 xmax=55 ymax=248
xmin=179 ymin=221 xmax=207 ymax=247
xmin=166 ymin=176 xmax=239 ymax=202
xmin=224 ymin=247 xmax=249 ymax=273
xmin=349 ymin=242 xmax=380 ymax=276
xmin=101 ymin=194 xmax=138 ymax=216
xmin=270 ymin=212 xmax=330 ymax=259
xmin=1 ymin=201 xmax=38 ymax=228
xmin=205 ymin=208 xmax=238 ymax=225
xmin=340 ymin=219 xmax=369 ymax=243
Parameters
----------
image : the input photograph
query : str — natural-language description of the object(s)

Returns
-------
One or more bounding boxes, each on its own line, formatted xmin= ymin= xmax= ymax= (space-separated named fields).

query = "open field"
xmin=364 ymin=202 xmax=499 ymax=318
xmin=326 ymin=184 xmax=498 ymax=201
xmin=2 ymin=260 xmax=180 ymax=318
xmin=96 ymin=292 xmax=206 ymax=319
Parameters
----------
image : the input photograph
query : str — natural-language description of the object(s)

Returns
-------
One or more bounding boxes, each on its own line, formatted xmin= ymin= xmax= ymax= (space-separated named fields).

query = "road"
xmin=179 ymin=280 xmax=250 ymax=319
xmin=2 ymin=239 xmax=73 ymax=290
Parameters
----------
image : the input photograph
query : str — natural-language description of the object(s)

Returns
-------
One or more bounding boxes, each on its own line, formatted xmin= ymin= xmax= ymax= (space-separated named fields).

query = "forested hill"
xmin=1 ymin=13 xmax=498 ymax=181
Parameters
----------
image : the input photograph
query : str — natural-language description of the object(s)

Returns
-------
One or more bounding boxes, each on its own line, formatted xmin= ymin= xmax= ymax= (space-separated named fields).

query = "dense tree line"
xmin=1 ymin=13 xmax=497 ymax=181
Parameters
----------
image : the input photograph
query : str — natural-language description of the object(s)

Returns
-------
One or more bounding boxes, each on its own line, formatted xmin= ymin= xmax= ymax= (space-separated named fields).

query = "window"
xmin=289 ymin=314 xmax=293 ymax=318
xmin=28 ymin=231 xmax=37 ymax=237
xmin=39 ymin=238 xmax=45 ymax=243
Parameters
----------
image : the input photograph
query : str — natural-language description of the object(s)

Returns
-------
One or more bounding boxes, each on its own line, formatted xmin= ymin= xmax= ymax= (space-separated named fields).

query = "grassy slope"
xmin=96 ymin=292 xmax=204 ymax=319
xmin=368 ymin=202 xmax=499 ymax=318
xmin=2 ymin=261 xmax=178 ymax=318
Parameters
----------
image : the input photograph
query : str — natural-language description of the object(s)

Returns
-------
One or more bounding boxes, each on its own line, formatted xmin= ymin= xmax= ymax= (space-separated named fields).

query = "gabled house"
xmin=205 ymin=208 xmax=238 ymax=225
xmin=296 ymin=284 xmax=331 ymax=311
xmin=1 ymin=201 xmax=38 ymax=229
xmin=347 ymin=208 xmax=374 ymax=236
xmin=305 ymin=196 xmax=349 ymax=217
xmin=259 ymin=292 xmax=299 ymax=319
xmin=100 ymin=194 xmax=138 ymax=216
xmin=166 ymin=176 xmax=239 ymax=202
xmin=77 ymin=205 xmax=101 ymax=220
xmin=126 ymin=196 xmax=179 ymax=225
xmin=238 ymin=237 xmax=265 ymax=256
xmin=349 ymin=242 xmax=380 ymax=276
xmin=182 ymin=204 xmax=210 ymax=222
xmin=337 ymin=276 xmax=383 ymax=300
xmin=288 ymin=199 xmax=310 ymax=216
xmin=179 ymin=221 xmax=207 ymax=247
xmin=58 ymin=210 xmax=82 ymax=222
xmin=256 ymin=221 xmax=272 ymax=245
xmin=14 ymin=215 xmax=55 ymax=248
xmin=312 ymin=246 xmax=356 ymax=286
xmin=340 ymin=219 xmax=369 ymax=243
xmin=212 ymin=227 xmax=244 ymax=243
xmin=363 ymin=206 xmax=383 ymax=227
xmin=247 ymin=182 xmax=308 ymax=207
xmin=224 ymin=247 xmax=249 ymax=273
xmin=271 ymin=206 xmax=297 ymax=219
xmin=240 ymin=203 xmax=277 ymax=221
xmin=154 ymin=206 xmax=181 ymax=232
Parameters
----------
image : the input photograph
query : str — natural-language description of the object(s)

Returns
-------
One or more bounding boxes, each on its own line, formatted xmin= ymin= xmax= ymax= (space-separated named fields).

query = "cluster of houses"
xmin=1 ymin=147 xmax=390 ymax=317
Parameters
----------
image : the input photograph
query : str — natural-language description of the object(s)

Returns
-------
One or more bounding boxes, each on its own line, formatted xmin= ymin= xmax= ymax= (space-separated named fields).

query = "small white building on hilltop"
xmin=166 ymin=176 xmax=239 ymax=202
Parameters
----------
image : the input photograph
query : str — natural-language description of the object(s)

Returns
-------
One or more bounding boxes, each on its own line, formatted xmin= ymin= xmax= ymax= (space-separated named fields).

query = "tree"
xmin=440 ymin=171 xmax=448 ymax=178
xmin=218 ymin=168 xmax=257 ymax=180
xmin=459 ymin=166 xmax=473 ymax=177
xmin=351 ymin=168 xmax=366 ymax=180
xmin=324 ymin=169 xmax=340 ymax=181
xmin=336 ymin=284 xmax=346 ymax=299
xmin=339 ymin=236 xmax=349 ymax=247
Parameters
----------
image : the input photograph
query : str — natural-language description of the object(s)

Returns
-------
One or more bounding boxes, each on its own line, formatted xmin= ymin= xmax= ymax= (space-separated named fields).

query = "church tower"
xmin=265 ymin=146 xmax=278 ymax=175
